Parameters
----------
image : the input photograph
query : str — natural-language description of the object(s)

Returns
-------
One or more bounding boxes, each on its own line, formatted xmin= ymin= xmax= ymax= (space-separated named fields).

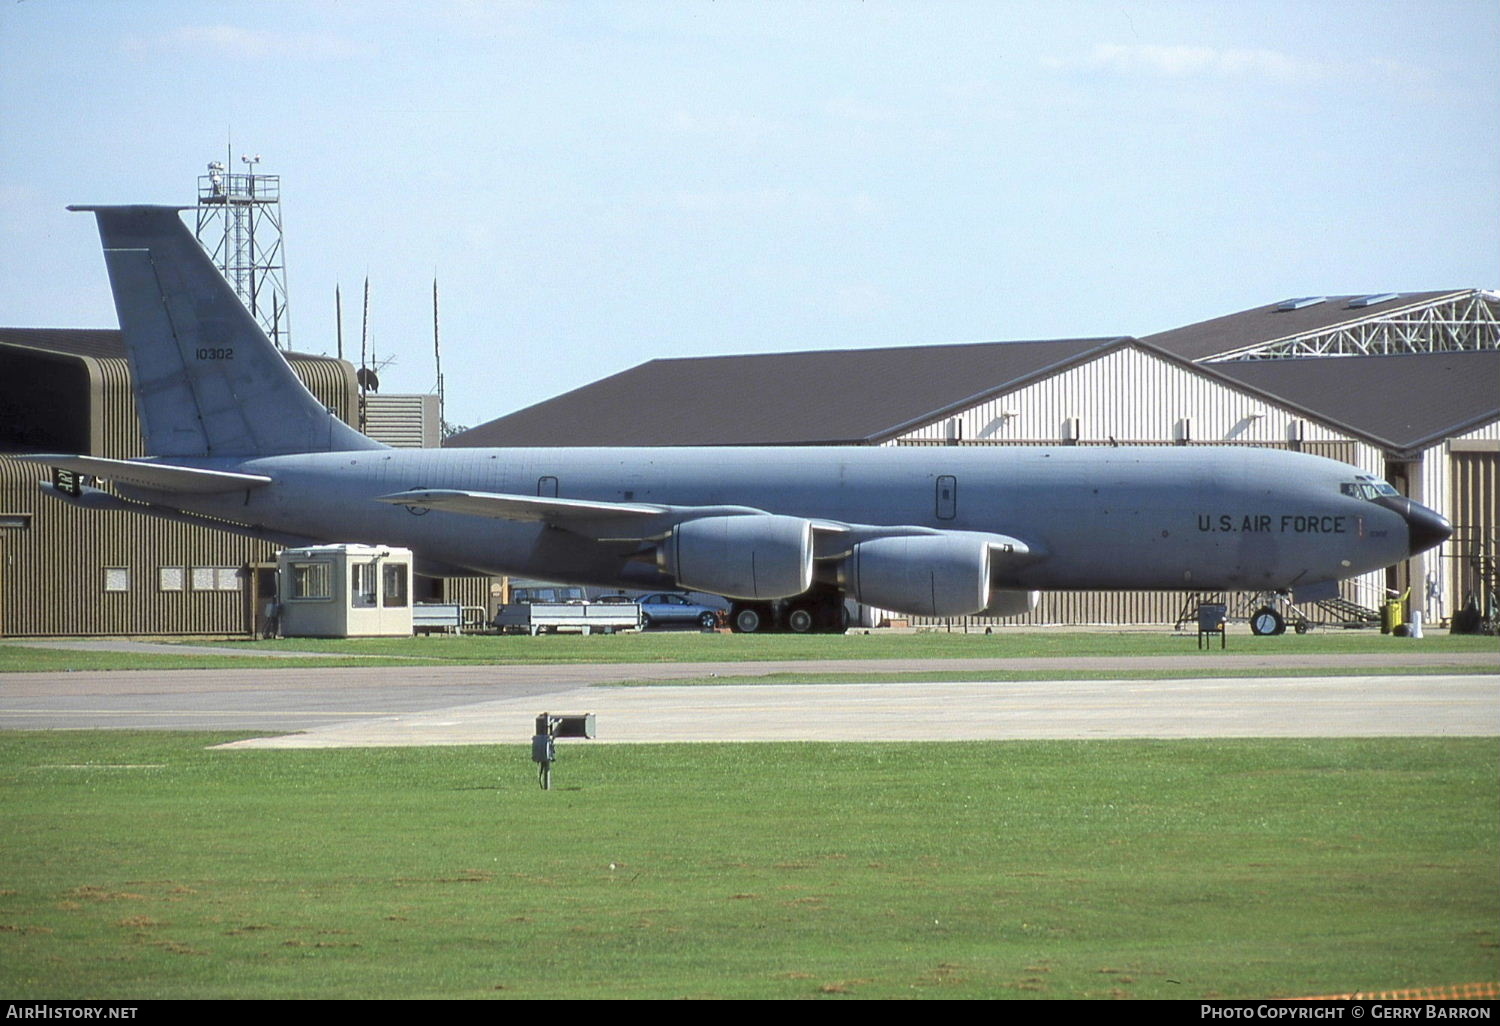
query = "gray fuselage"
xmin=130 ymin=443 xmax=1413 ymax=593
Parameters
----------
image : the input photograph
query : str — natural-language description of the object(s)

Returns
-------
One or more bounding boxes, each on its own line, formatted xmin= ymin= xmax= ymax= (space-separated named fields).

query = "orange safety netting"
xmin=1297 ymin=981 xmax=1498 ymax=1001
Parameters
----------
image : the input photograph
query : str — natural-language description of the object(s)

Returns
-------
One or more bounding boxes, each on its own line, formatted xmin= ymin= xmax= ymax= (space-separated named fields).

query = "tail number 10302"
xmin=195 ymin=347 xmax=234 ymax=360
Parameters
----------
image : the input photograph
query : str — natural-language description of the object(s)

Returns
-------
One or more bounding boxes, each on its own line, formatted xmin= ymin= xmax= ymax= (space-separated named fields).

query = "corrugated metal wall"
xmin=0 ymin=346 xmax=408 ymax=637
xmin=1419 ymin=423 xmax=1500 ymax=622
xmin=895 ymin=347 xmax=1383 ymax=469
xmin=364 ymin=393 xmax=440 ymax=448
xmin=1448 ymin=444 xmax=1499 ymax=617
xmin=96 ymin=358 xmax=139 ymax=458
xmin=426 ymin=575 xmax=497 ymax=624
xmin=0 ymin=454 xmax=283 ymax=636
xmin=287 ymin=354 xmax=361 ymax=428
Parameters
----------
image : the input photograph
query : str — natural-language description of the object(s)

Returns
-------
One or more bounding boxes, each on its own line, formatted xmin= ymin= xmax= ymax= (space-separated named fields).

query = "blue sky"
xmin=3 ymin=0 xmax=1497 ymax=430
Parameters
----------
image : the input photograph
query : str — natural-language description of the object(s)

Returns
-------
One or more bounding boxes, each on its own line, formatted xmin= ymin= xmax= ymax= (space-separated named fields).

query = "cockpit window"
xmin=1341 ymin=480 xmax=1400 ymax=501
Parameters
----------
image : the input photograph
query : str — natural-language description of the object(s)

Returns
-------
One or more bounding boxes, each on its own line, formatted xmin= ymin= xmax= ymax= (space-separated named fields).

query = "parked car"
xmin=634 ymin=592 xmax=723 ymax=630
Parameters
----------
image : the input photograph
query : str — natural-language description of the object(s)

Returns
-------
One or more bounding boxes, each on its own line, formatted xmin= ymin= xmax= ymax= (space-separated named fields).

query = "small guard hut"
xmin=276 ymin=544 xmax=414 ymax=637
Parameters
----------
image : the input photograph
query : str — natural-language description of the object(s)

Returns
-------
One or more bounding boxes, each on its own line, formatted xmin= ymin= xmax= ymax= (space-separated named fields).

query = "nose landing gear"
xmin=1249 ymin=606 xmax=1287 ymax=636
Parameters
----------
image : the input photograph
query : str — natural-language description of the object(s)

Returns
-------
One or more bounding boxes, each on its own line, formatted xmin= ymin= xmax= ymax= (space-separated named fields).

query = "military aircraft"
xmin=26 ymin=205 xmax=1452 ymax=633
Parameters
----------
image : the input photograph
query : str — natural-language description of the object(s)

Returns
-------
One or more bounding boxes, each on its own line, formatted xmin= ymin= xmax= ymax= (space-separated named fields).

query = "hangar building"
xmin=450 ymin=289 xmax=1500 ymax=628
xmin=0 ymin=328 xmax=481 ymax=637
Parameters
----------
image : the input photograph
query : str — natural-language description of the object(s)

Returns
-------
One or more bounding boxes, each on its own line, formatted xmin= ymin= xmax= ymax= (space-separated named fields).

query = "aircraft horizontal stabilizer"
xmin=20 ymin=455 xmax=273 ymax=494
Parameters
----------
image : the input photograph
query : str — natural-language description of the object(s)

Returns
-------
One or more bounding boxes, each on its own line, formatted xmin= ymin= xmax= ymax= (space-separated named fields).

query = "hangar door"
xmin=1449 ymin=449 xmax=1499 ymax=618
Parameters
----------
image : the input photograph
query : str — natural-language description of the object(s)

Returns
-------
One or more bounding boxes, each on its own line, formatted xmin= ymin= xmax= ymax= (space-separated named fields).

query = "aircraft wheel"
xmin=785 ymin=605 xmax=816 ymax=634
xmin=731 ymin=603 xmax=771 ymax=634
xmin=1250 ymin=607 xmax=1286 ymax=636
xmin=698 ymin=610 xmax=720 ymax=630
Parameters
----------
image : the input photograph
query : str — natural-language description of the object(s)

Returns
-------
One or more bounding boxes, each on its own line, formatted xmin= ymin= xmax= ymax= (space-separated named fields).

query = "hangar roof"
xmin=0 ymin=326 xmax=345 ymax=366
xmin=0 ymin=327 xmax=125 ymax=359
xmin=1206 ymin=349 xmax=1500 ymax=455
xmin=10 ymin=325 xmax=1491 ymax=459
xmin=1143 ymin=291 xmax=1466 ymax=361
xmin=447 ymin=336 xmax=1128 ymax=447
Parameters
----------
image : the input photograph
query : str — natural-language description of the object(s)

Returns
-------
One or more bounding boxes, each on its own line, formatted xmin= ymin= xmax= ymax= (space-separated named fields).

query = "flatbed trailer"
xmin=492 ymin=600 xmax=643 ymax=635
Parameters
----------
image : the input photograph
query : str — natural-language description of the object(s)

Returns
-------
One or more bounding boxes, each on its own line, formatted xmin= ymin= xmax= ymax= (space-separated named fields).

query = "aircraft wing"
xmin=378 ymin=488 xmax=673 ymax=522
xmin=376 ymin=487 xmax=785 ymax=541
xmin=19 ymin=454 xmax=273 ymax=494
xmin=375 ymin=488 xmax=1031 ymax=556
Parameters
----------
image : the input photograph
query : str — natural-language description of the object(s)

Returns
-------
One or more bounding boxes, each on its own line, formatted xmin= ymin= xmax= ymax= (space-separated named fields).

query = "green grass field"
xmin=3 ymin=629 xmax=1496 ymax=674
xmin=1 ymin=732 xmax=1494 ymax=999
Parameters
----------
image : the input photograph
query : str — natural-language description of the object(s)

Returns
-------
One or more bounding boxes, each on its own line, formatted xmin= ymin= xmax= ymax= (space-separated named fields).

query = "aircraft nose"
xmin=1400 ymin=500 xmax=1452 ymax=556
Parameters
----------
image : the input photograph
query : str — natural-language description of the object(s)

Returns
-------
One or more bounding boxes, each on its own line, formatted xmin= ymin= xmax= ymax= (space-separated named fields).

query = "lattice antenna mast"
xmin=195 ymin=151 xmax=292 ymax=350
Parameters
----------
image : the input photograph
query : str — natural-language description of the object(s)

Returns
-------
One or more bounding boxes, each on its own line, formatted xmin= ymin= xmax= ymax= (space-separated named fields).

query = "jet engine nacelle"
xmin=978 ymin=589 xmax=1041 ymax=618
xmin=659 ymin=514 xmax=814 ymax=600
xmin=842 ymin=533 xmax=995 ymax=617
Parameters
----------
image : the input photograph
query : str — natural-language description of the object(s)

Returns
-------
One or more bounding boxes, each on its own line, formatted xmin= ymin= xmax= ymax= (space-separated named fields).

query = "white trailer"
xmin=493 ymin=599 xmax=642 ymax=635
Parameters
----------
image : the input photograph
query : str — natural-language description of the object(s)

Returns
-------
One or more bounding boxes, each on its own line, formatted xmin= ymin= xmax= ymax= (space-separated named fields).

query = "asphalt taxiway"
xmin=2 ymin=651 xmax=1495 ymax=747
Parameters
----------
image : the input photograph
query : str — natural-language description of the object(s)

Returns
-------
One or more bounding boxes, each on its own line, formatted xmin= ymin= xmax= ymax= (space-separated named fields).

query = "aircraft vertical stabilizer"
xmin=69 ymin=205 xmax=383 ymax=458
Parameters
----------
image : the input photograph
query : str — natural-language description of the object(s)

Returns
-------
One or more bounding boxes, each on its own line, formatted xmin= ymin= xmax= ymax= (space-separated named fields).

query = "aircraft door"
xmin=936 ymin=475 xmax=957 ymax=520
xmin=537 ymin=476 xmax=559 ymax=498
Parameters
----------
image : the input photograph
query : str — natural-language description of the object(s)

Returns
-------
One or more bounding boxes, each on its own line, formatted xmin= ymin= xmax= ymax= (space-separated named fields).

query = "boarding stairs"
xmin=1174 ymin=589 xmax=1381 ymax=634
xmin=1304 ymin=595 xmax=1381 ymax=630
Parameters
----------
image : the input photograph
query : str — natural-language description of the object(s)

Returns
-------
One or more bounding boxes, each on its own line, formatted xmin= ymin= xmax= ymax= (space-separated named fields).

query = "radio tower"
xmin=195 ymin=151 xmax=292 ymax=350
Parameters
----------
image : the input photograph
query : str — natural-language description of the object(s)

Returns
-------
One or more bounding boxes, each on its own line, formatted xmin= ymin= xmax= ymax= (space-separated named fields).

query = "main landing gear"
xmin=729 ymin=592 xmax=850 ymax=634
xmin=731 ymin=603 xmax=773 ymax=634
